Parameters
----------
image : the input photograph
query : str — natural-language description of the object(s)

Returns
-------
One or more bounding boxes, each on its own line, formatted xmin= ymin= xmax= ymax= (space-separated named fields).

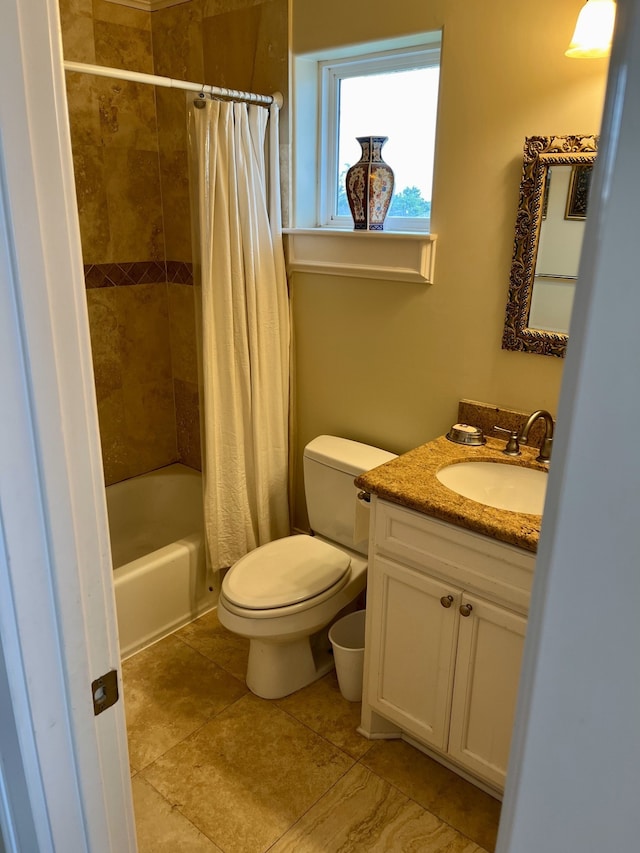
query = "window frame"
xmin=318 ymin=44 xmax=441 ymax=233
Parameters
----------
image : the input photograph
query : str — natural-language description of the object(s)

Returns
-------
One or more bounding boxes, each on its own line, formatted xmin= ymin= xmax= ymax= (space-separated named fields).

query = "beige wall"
xmin=290 ymin=0 xmax=608 ymax=528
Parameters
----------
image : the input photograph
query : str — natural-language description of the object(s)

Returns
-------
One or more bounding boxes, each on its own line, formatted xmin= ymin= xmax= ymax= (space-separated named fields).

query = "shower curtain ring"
xmin=193 ymin=86 xmax=207 ymax=109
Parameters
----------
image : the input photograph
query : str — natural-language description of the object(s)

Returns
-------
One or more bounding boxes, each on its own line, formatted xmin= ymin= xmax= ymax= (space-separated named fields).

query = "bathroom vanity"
xmin=355 ymin=433 xmax=543 ymax=797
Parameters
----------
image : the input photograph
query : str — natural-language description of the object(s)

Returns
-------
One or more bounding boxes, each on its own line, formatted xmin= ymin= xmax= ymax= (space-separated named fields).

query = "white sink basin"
xmin=436 ymin=461 xmax=547 ymax=515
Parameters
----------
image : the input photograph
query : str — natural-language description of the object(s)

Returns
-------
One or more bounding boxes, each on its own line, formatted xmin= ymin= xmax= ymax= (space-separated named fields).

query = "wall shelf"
xmin=283 ymin=229 xmax=437 ymax=284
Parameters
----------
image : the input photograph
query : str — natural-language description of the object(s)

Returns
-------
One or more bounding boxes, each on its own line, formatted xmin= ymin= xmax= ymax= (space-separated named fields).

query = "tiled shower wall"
xmin=58 ymin=0 xmax=287 ymax=486
xmin=58 ymin=0 xmax=200 ymax=484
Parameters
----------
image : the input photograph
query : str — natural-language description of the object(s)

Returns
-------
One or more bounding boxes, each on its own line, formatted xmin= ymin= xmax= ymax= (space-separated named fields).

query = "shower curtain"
xmin=188 ymin=98 xmax=290 ymax=570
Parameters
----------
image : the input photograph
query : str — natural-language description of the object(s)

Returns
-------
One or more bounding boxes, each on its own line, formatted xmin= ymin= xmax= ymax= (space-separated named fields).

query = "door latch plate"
xmin=92 ymin=669 xmax=119 ymax=716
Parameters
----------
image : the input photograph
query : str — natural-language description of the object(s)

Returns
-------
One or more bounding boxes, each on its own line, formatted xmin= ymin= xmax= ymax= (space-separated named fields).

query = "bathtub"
xmin=106 ymin=463 xmax=217 ymax=658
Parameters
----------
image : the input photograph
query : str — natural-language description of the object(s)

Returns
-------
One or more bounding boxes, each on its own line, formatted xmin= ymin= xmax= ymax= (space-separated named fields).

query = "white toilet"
xmin=217 ymin=435 xmax=396 ymax=699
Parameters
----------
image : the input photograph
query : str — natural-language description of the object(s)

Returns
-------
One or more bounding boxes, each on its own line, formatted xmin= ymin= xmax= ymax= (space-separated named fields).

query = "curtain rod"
xmin=63 ymin=60 xmax=283 ymax=108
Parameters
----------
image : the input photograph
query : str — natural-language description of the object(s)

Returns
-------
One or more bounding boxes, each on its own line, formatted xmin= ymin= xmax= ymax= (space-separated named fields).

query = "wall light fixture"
xmin=565 ymin=0 xmax=617 ymax=58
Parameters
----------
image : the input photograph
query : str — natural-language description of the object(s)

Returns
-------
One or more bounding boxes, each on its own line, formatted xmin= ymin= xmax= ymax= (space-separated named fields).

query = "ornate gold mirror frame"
xmin=502 ymin=135 xmax=598 ymax=358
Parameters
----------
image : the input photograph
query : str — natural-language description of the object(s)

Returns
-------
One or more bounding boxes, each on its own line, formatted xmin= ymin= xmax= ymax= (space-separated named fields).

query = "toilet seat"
xmin=222 ymin=534 xmax=351 ymax=611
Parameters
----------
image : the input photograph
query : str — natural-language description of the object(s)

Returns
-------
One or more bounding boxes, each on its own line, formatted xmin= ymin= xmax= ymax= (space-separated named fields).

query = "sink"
xmin=436 ymin=461 xmax=547 ymax=515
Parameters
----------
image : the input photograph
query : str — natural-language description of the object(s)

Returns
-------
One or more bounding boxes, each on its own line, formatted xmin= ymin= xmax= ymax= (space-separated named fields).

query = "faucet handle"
xmin=538 ymin=436 xmax=553 ymax=464
xmin=494 ymin=425 xmax=521 ymax=456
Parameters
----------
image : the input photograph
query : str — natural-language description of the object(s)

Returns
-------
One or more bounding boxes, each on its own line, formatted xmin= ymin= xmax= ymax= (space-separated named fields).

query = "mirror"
xmin=502 ymin=135 xmax=598 ymax=358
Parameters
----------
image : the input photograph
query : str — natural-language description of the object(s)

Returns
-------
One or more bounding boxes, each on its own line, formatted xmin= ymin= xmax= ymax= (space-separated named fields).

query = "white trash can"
xmin=329 ymin=610 xmax=366 ymax=702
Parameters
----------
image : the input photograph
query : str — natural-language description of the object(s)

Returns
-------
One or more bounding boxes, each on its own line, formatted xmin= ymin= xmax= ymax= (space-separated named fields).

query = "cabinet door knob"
xmin=440 ymin=595 xmax=454 ymax=608
xmin=459 ymin=603 xmax=473 ymax=617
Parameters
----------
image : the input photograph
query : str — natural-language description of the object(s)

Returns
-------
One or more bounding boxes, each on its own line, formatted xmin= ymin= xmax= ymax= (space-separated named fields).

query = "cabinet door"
xmin=448 ymin=594 xmax=527 ymax=789
xmin=367 ymin=556 xmax=460 ymax=750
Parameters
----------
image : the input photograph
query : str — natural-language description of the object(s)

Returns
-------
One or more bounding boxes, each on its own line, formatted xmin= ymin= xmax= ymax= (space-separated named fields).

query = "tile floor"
xmin=124 ymin=610 xmax=501 ymax=853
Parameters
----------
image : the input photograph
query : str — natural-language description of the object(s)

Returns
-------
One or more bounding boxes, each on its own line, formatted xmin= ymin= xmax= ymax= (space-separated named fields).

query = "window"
xmin=288 ymin=33 xmax=441 ymax=283
xmin=319 ymin=42 xmax=441 ymax=232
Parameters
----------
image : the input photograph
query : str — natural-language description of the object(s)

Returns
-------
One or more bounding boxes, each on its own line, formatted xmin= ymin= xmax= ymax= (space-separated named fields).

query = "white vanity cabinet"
xmin=361 ymin=497 xmax=535 ymax=794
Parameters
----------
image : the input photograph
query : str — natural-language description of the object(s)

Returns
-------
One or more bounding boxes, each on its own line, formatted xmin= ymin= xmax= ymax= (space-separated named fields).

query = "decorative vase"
xmin=345 ymin=136 xmax=395 ymax=231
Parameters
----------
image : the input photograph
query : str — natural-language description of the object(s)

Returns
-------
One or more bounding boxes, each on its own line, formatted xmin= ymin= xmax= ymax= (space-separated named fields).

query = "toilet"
xmin=217 ymin=435 xmax=396 ymax=699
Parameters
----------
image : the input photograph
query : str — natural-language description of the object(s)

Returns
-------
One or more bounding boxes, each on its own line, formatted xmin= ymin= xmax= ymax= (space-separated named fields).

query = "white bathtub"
xmin=106 ymin=463 xmax=217 ymax=658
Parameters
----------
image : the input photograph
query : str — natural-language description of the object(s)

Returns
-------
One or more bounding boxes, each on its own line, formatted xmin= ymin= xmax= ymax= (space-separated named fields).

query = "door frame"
xmin=0 ymin=0 xmax=135 ymax=850
xmin=498 ymin=0 xmax=640 ymax=849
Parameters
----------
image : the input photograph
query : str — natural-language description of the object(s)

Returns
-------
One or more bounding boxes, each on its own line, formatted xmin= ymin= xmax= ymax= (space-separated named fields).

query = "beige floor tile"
xmin=361 ymin=740 xmax=501 ymax=852
xmin=175 ymin=609 xmax=250 ymax=682
xmin=270 ymin=764 xmax=487 ymax=852
xmin=132 ymin=776 xmax=223 ymax=852
xmin=275 ymin=671 xmax=372 ymax=759
xmin=123 ymin=633 xmax=246 ymax=770
xmin=141 ymin=693 xmax=354 ymax=853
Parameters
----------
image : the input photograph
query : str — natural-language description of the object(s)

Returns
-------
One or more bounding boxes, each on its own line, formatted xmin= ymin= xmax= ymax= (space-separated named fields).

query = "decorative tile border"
xmin=166 ymin=261 xmax=195 ymax=284
xmin=84 ymin=260 xmax=193 ymax=288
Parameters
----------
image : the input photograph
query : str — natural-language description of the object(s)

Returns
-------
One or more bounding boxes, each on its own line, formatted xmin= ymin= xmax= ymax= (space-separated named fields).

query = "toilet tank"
xmin=303 ymin=436 xmax=396 ymax=554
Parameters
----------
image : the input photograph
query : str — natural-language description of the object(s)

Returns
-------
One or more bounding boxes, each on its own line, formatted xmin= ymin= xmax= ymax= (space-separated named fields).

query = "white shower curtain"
xmin=188 ymin=99 xmax=290 ymax=570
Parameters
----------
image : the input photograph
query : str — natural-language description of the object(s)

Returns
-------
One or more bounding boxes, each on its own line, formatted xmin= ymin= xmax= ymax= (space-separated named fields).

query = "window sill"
xmin=283 ymin=228 xmax=437 ymax=284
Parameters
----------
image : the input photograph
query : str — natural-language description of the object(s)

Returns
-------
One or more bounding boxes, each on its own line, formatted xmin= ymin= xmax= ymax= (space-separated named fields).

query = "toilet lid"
xmin=222 ymin=535 xmax=351 ymax=610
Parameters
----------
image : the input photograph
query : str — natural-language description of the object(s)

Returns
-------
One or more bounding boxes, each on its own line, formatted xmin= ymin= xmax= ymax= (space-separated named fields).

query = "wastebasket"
xmin=328 ymin=610 xmax=366 ymax=701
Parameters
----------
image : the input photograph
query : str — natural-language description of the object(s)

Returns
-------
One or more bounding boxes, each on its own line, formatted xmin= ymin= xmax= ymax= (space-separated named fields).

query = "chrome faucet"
xmin=519 ymin=410 xmax=554 ymax=463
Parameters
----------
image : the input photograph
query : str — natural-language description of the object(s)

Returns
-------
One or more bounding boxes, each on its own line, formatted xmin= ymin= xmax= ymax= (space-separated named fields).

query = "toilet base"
xmin=246 ymin=631 xmax=334 ymax=699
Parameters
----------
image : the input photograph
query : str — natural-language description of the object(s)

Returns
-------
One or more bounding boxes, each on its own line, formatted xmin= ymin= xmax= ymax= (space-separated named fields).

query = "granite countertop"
xmin=355 ymin=435 xmax=547 ymax=553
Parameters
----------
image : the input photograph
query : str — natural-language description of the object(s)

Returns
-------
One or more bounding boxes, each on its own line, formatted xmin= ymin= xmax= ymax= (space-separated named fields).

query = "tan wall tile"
xmin=203 ymin=0 xmax=264 ymax=15
xmin=87 ymin=284 xmax=178 ymax=482
xmin=202 ymin=1 xmax=287 ymax=99
xmin=62 ymin=3 xmax=163 ymax=269
xmin=92 ymin=0 xmax=151 ymax=31
xmin=59 ymin=0 xmax=97 ymax=63
xmin=117 ymin=285 xmax=176 ymax=475
xmin=97 ymin=79 xmax=159 ymax=151
xmin=156 ymin=89 xmax=190 ymax=152
xmin=202 ymin=7 xmax=261 ymax=92
xmin=168 ymin=281 xmax=200 ymax=474
xmin=60 ymin=0 xmax=93 ymax=12
xmin=250 ymin=0 xmax=287 ymax=97
xmin=73 ymin=141 xmax=165 ymax=265
xmin=168 ymin=284 xmax=197 ymax=382
xmin=72 ymin=145 xmax=112 ymax=263
xmin=103 ymin=148 xmax=164 ymax=261
xmin=66 ymin=73 xmax=102 ymax=150
xmin=60 ymin=16 xmax=97 ymax=64
xmin=94 ymin=19 xmax=154 ymax=74
xmin=118 ymin=284 xmax=173 ymax=384
xmin=160 ymin=150 xmax=192 ymax=262
xmin=96 ymin=389 xmax=131 ymax=485
xmin=60 ymin=0 xmax=305 ymax=483
xmin=122 ymin=377 xmax=178 ymax=473
xmin=174 ymin=378 xmax=201 ymax=470
xmin=151 ymin=0 xmax=204 ymax=81
xmin=86 ymin=288 xmax=123 ymax=401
